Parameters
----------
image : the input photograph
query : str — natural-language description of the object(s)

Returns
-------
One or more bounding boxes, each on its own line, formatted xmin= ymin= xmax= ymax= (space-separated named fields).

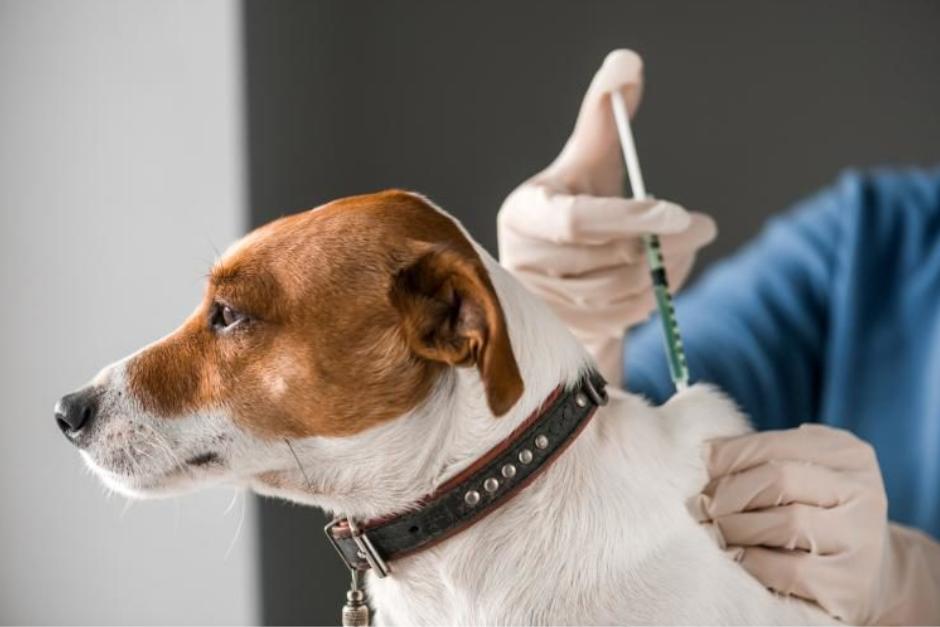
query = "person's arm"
xmin=626 ymin=184 xmax=843 ymax=430
xmin=637 ymin=173 xmax=940 ymax=624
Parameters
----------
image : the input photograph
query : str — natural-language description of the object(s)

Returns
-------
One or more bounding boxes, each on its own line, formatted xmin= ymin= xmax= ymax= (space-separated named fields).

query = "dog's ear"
xmin=390 ymin=246 xmax=524 ymax=416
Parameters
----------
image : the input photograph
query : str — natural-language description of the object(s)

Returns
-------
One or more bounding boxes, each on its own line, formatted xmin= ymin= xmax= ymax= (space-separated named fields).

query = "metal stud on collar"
xmin=535 ymin=434 xmax=549 ymax=449
xmin=483 ymin=477 xmax=499 ymax=493
xmin=464 ymin=490 xmax=481 ymax=506
xmin=518 ymin=449 xmax=533 ymax=464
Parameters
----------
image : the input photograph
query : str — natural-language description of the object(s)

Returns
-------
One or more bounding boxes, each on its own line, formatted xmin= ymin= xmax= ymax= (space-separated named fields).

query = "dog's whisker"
xmin=124 ymin=441 xmax=145 ymax=478
xmin=152 ymin=439 xmax=184 ymax=475
xmin=137 ymin=422 xmax=188 ymax=475
xmin=223 ymin=488 xmax=241 ymax=516
xmin=224 ymin=490 xmax=247 ymax=560
xmin=285 ymin=439 xmax=313 ymax=491
xmin=139 ymin=423 xmax=181 ymax=464
xmin=205 ymin=234 xmax=222 ymax=261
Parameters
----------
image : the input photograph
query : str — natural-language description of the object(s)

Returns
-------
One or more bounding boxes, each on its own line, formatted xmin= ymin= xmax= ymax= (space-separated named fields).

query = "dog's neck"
xmin=268 ymin=249 xmax=595 ymax=523
xmin=431 ymin=250 xmax=596 ymax=495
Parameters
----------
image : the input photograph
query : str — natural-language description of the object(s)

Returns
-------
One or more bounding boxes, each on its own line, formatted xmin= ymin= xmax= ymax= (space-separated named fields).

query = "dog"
xmin=56 ymin=190 xmax=833 ymax=625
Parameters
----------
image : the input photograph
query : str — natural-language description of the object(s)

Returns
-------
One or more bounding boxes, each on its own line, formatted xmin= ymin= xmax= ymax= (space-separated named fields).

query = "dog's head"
xmin=55 ymin=191 xmax=523 ymax=500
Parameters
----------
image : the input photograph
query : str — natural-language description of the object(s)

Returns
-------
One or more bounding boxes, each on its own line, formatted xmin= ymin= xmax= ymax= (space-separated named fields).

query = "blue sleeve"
xmin=627 ymin=168 xmax=940 ymax=535
xmin=625 ymin=183 xmax=845 ymax=430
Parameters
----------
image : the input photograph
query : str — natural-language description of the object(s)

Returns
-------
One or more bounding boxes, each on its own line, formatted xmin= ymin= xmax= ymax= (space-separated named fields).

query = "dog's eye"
xmin=210 ymin=302 xmax=246 ymax=331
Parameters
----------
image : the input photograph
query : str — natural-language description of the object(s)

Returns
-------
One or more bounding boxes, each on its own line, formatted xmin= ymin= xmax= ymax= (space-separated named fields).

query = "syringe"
xmin=609 ymin=90 xmax=690 ymax=392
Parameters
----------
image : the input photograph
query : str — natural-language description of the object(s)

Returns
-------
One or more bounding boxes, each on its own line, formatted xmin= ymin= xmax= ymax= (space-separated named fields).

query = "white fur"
xmin=78 ymin=204 xmax=836 ymax=625
xmin=360 ymin=252 xmax=833 ymax=626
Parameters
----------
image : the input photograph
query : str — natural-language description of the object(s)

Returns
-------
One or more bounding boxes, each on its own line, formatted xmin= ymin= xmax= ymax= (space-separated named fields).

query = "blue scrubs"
xmin=626 ymin=168 xmax=940 ymax=539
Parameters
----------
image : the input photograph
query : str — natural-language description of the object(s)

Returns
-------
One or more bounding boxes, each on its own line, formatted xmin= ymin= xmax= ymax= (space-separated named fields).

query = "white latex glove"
xmin=691 ymin=423 xmax=940 ymax=625
xmin=498 ymin=50 xmax=716 ymax=385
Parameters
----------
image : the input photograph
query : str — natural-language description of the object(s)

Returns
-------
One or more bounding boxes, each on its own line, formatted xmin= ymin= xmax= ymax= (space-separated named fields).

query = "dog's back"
xmin=612 ymin=386 xmax=835 ymax=625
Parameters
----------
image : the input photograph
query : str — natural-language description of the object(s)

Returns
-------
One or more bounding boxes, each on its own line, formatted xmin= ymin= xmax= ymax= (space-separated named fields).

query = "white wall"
xmin=0 ymin=1 xmax=257 ymax=623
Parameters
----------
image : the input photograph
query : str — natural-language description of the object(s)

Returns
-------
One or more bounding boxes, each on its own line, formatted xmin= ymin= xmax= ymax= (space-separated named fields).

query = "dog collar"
xmin=325 ymin=370 xmax=608 ymax=577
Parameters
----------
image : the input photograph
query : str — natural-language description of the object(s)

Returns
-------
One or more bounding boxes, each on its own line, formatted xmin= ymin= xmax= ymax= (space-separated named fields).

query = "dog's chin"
xmin=80 ymin=451 xmax=223 ymax=500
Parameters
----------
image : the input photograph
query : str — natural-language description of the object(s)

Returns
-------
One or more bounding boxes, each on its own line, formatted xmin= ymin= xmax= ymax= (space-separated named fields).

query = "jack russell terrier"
xmin=56 ymin=190 xmax=833 ymax=625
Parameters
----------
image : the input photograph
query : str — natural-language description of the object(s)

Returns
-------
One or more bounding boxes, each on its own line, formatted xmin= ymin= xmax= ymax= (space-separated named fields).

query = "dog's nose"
xmin=55 ymin=388 xmax=99 ymax=439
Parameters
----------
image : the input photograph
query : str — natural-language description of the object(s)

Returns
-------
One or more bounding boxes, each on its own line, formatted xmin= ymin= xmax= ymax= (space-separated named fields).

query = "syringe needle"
xmin=610 ymin=90 xmax=690 ymax=392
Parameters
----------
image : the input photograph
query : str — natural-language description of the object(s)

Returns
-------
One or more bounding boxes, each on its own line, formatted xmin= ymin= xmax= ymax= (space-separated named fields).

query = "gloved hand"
xmin=691 ymin=423 xmax=940 ymax=625
xmin=498 ymin=50 xmax=716 ymax=385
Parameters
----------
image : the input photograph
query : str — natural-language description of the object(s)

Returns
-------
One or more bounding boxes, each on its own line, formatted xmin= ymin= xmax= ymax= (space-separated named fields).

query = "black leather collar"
xmin=325 ymin=370 xmax=608 ymax=576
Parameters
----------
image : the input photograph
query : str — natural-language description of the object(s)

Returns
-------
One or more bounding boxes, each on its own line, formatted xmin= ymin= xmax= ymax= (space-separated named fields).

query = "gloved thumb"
xmin=546 ymin=49 xmax=645 ymax=197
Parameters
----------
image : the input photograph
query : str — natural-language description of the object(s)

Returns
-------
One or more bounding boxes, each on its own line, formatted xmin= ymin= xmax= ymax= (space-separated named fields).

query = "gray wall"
xmin=0 ymin=1 xmax=256 ymax=624
xmin=242 ymin=1 xmax=940 ymax=624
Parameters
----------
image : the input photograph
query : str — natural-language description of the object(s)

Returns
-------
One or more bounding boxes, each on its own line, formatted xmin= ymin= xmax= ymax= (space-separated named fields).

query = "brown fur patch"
xmin=126 ymin=190 xmax=523 ymax=439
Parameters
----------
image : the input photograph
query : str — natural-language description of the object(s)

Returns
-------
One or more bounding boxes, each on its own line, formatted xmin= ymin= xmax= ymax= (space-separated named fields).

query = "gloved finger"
xmin=706 ymin=424 xmax=878 ymax=478
xmin=696 ymin=519 xmax=729 ymax=550
xmin=522 ymin=270 xmax=654 ymax=316
xmin=658 ymin=213 xmax=718 ymax=258
xmin=584 ymin=49 xmax=644 ymax=117
xmin=519 ymin=252 xmax=690 ymax=306
xmin=540 ymin=287 xmax=657 ymax=337
xmin=656 ymin=214 xmax=716 ymax=292
xmin=714 ymin=503 xmax=848 ymax=554
xmin=499 ymin=231 xmax=644 ymax=277
xmin=738 ymin=546 xmax=828 ymax=605
xmin=501 ymin=213 xmax=711 ymax=280
xmin=546 ymin=50 xmax=644 ymax=196
xmin=664 ymin=254 xmax=695 ymax=293
xmin=703 ymin=460 xmax=849 ymax=518
xmin=518 ymin=259 xmax=653 ymax=302
xmin=499 ymin=185 xmax=691 ymax=244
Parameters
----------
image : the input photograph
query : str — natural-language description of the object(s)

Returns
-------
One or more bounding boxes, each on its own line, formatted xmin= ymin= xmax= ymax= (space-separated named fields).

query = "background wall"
xmin=0 ymin=1 xmax=256 ymax=624
xmin=242 ymin=1 xmax=940 ymax=624
xmin=2 ymin=1 xmax=939 ymax=625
